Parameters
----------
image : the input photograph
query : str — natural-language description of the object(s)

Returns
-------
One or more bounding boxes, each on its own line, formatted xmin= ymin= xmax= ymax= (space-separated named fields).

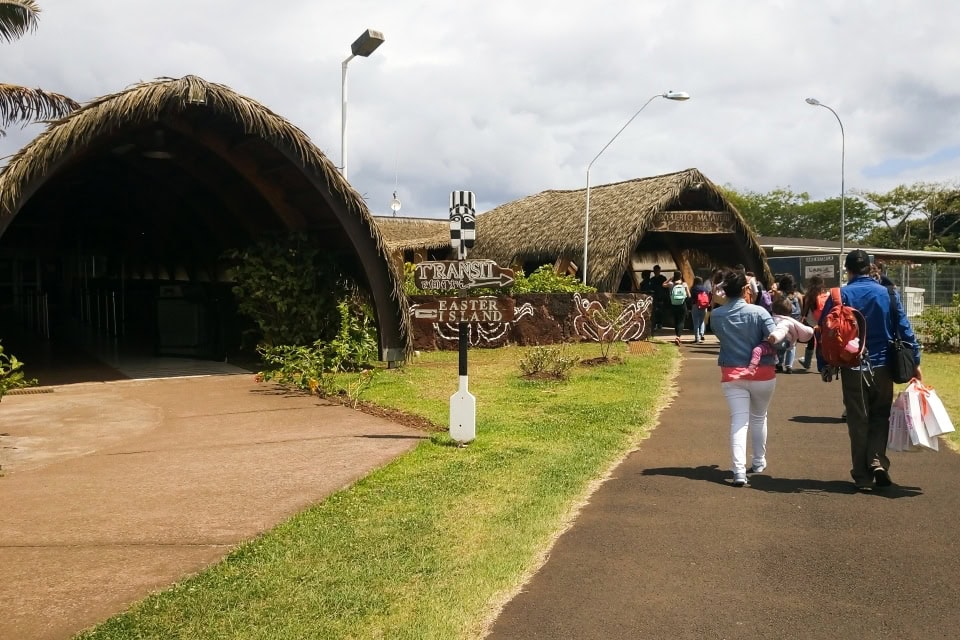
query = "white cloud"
xmin=2 ymin=0 xmax=959 ymax=219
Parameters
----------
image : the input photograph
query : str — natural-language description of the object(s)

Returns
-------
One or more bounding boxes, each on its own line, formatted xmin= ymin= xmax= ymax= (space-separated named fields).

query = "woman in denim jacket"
xmin=709 ymin=269 xmax=778 ymax=487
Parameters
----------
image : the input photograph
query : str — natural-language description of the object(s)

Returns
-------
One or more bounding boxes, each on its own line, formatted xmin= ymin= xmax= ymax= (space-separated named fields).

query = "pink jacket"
xmin=770 ymin=314 xmax=814 ymax=345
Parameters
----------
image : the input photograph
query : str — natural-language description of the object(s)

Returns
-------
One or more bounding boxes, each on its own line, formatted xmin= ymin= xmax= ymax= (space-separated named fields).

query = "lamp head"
xmin=663 ymin=90 xmax=690 ymax=101
xmin=805 ymin=97 xmax=821 ymax=106
xmin=351 ymin=29 xmax=385 ymax=57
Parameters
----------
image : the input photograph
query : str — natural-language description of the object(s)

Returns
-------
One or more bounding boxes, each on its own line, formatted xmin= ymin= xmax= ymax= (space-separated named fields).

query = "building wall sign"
xmin=649 ymin=211 xmax=736 ymax=234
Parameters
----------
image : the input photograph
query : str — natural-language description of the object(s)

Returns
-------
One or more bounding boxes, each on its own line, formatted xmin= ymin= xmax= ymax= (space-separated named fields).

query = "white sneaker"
xmin=732 ymin=472 xmax=747 ymax=487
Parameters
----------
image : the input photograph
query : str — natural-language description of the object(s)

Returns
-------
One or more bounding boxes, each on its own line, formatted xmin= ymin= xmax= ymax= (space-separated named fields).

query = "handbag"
xmin=886 ymin=286 xmax=916 ymax=384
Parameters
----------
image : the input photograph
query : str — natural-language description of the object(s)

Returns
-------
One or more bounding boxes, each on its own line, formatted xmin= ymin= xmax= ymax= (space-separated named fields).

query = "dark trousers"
xmin=840 ymin=366 xmax=894 ymax=485
xmin=652 ymin=299 xmax=665 ymax=328
xmin=671 ymin=304 xmax=686 ymax=337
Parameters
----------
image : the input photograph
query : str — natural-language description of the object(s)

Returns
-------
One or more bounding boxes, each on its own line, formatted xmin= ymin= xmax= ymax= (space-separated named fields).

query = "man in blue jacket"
xmin=818 ymin=250 xmax=922 ymax=490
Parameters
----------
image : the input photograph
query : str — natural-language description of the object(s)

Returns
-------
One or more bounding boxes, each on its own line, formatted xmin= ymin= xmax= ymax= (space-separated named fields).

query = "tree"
xmin=1 ymin=0 xmax=78 ymax=136
xmin=854 ymin=182 xmax=946 ymax=249
xmin=721 ymin=186 xmax=873 ymax=241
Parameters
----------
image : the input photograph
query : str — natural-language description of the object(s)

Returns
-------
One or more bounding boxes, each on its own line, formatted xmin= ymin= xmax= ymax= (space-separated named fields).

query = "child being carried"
xmin=732 ymin=296 xmax=815 ymax=379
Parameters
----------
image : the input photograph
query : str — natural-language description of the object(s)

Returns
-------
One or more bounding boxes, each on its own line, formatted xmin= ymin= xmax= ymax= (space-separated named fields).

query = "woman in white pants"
xmin=708 ymin=269 xmax=778 ymax=487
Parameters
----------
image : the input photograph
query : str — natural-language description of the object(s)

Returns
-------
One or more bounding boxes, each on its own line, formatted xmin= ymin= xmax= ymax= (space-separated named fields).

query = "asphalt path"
xmin=487 ymin=340 xmax=960 ymax=640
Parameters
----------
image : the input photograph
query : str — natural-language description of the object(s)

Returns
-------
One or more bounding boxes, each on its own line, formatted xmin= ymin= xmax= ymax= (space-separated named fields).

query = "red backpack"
xmin=816 ymin=288 xmax=867 ymax=368
xmin=696 ymin=290 xmax=710 ymax=310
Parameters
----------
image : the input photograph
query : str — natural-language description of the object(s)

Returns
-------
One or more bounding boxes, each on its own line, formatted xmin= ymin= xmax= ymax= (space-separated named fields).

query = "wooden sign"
xmin=649 ymin=211 xmax=736 ymax=234
xmin=412 ymin=297 xmax=515 ymax=324
xmin=414 ymin=260 xmax=515 ymax=290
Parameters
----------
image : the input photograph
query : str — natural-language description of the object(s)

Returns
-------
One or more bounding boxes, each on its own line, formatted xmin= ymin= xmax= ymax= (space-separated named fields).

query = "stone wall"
xmin=409 ymin=292 xmax=652 ymax=350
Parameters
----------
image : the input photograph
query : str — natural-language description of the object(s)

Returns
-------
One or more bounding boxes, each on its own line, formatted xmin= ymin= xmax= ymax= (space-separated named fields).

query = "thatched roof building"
xmin=372 ymin=216 xmax=452 ymax=264
xmin=472 ymin=168 xmax=771 ymax=290
xmin=0 ymin=75 xmax=409 ymax=361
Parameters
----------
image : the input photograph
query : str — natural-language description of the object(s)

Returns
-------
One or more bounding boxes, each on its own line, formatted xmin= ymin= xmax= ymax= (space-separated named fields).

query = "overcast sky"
xmin=3 ymin=0 xmax=959 ymax=219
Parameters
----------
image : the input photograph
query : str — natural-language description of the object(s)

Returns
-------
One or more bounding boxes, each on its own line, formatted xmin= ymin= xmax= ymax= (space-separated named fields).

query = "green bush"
xmin=518 ymin=345 xmax=580 ymax=379
xmin=0 ymin=342 xmax=37 ymax=402
xmin=916 ymin=294 xmax=960 ymax=352
xmin=511 ymin=265 xmax=595 ymax=294
xmin=227 ymin=233 xmax=366 ymax=347
xmin=256 ymin=300 xmax=379 ymax=397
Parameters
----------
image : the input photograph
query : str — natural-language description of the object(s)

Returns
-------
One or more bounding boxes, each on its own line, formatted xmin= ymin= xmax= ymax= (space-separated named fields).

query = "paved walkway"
xmin=0 ymin=374 xmax=425 ymax=640
xmin=488 ymin=339 xmax=960 ymax=639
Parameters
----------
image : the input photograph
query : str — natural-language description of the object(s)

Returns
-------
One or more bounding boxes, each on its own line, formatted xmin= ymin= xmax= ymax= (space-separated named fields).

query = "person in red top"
xmin=799 ymin=275 xmax=827 ymax=370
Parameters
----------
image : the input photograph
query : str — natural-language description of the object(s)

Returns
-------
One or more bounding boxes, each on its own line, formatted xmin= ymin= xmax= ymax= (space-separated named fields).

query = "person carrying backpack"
xmin=799 ymin=275 xmax=828 ymax=369
xmin=690 ymin=276 xmax=711 ymax=343
xmin=775 ymin=275 xmax=804 ymax=373
xmin=817 ymin=250 xmax=922 ymax=491
xmin=665 ymin=270 xmax=690 ymax=345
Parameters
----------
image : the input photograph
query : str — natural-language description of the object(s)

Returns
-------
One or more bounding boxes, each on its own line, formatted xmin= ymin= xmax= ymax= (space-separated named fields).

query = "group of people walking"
xmin=656 ymin=251 xmax=922 ymax=490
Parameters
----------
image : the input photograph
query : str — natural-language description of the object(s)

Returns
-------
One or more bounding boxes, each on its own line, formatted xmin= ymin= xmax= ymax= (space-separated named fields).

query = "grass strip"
xmin=910 ymin=353 xmax=960 ymax=449
xmin=76 ymin=343 xmax=677 ymax=640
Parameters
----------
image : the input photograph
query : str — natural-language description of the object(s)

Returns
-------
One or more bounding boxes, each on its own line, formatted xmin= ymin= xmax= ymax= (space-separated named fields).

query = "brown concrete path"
xmin=0 ymin=374 xmax=426 ymax=640
xmin=488 ymin=340 xmax=960 ymax=639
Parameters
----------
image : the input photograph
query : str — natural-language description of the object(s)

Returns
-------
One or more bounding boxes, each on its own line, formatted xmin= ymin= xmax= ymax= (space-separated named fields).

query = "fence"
xmin=895 ymin=262 xmax=960 ymax=308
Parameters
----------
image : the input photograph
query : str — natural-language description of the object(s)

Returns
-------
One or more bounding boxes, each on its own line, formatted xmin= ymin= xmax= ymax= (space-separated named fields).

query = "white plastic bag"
xmin=888 ymin=393 xmax=922 ymax=452
xmin=914 ymin=381 xmax=956 ymax=438
xmin=905 ymin=381 xmax=939 ymax=451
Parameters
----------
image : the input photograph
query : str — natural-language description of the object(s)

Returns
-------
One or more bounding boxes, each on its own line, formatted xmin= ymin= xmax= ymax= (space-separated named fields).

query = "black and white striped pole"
xmin=449 ymin=190 xmax=476 ymax=443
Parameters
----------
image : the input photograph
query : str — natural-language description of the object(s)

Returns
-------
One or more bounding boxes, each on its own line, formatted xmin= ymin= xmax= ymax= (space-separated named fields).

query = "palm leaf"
xmin=0 ymin=0 xmax=40 ymax=42
xmin=0 ymin=83 xmax=79 ymax=132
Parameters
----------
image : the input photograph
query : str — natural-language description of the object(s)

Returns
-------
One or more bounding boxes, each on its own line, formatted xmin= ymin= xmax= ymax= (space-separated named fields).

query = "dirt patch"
xmin=580 ymin=356 xmax=623 ymax=367
xmin=328 ymin=394 xmax=444 ymax=433
xmin=521 ymin=371 xmax=569 ymax=381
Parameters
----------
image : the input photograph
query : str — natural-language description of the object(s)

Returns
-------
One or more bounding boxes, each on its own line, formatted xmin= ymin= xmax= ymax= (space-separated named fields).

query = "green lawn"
xmin=913 ymin=352 xmax=960 ymax=449
xmin=76 ymin=343 xmax=678 ymax=640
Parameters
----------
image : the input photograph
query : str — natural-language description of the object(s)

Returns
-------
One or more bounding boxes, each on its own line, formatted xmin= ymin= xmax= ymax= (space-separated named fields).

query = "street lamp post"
xmin=583 ymin=91 xmax=690 ymax=285
xmin=341 ymin=29 xmax=385 ymax=180
xmin=805 ymin=97 xmax=845 ymax=255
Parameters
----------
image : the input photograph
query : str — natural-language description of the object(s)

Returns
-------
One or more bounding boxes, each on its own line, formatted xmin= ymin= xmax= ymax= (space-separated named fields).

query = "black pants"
xmin=652 ymin=299 xmax=665 ymax=328
xmin=671 ymin=304 xmax=686 ymax=337
xmin=840 ymin=366 xmax=894 ymax=485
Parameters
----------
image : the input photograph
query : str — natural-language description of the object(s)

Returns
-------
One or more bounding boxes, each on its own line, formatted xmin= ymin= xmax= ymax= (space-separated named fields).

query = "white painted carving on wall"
xmin=571 ymin=294 xmax=651 ymax=342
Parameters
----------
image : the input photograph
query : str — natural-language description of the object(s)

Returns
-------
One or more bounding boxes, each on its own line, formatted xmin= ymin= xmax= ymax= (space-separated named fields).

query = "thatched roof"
xmin=472 ymin=168 xmax=771 ymax=290
xmin=372 ymin=216 xmax=450 ymax=252
xmin=0 ymin=75 xmax=410 ymax=358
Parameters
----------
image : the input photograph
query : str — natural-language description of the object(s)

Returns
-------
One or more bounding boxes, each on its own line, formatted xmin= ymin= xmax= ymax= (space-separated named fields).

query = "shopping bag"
xmin=915 ymin=383 xmax=955 ymax=438
xmin=888 ymin=393 xmax=922 ymax=452
xmin=905 ymin=382 xmax=939 ymax=451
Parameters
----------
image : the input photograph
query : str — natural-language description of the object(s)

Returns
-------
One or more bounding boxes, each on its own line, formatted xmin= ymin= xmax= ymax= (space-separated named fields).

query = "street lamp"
xmin=805 ymin=97 xmax=846 ymax=254
xmin=341 ymin=28 xmax=385 ymax=180
xmin=582 ymin=91 xmax=690 ymax=285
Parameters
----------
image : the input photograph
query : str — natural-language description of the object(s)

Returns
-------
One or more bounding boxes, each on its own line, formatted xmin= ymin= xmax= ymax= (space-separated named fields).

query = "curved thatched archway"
xmin=0 ymin=75 xmax=408 ymax=363
xmin=473 ymin=168 xmax=771 ymax=290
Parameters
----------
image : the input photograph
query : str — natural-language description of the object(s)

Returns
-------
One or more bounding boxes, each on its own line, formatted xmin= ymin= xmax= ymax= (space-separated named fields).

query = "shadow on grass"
xmin=641 ymin=465 xmax=923 ymax=498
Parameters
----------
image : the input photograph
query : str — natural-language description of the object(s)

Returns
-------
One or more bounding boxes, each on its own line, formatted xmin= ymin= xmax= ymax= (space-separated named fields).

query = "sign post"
xmin=449 ymin=191 xmax=477 ymax=443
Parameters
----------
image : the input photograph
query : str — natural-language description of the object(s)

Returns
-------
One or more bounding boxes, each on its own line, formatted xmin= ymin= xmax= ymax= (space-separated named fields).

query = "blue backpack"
xmin=790 ymin=294 xmax=802 ymax=319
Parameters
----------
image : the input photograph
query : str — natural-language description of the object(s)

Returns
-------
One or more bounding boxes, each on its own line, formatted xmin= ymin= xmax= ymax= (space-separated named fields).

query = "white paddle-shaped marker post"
xmin=449 ymin=191 xmax=477 ymax=443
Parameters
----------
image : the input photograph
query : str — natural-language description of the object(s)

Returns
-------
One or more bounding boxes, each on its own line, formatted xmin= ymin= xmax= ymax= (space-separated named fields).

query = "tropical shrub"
xmin=256 ymin=301 xmax=379 ymax=397
xmin=916 ymin=294 xmax=960 ymax=352
xmin=0 ymin=343 xmax=36 ymax=402
xmin=227 ymin=232 xmax=364 ymax=347
xmin=518 ymin=345 xmax=579 ymax=379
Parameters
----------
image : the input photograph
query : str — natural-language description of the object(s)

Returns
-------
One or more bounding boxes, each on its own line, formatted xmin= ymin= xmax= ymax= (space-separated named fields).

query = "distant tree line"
xmin=721 ymin=181 xmax=960 ymax=253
